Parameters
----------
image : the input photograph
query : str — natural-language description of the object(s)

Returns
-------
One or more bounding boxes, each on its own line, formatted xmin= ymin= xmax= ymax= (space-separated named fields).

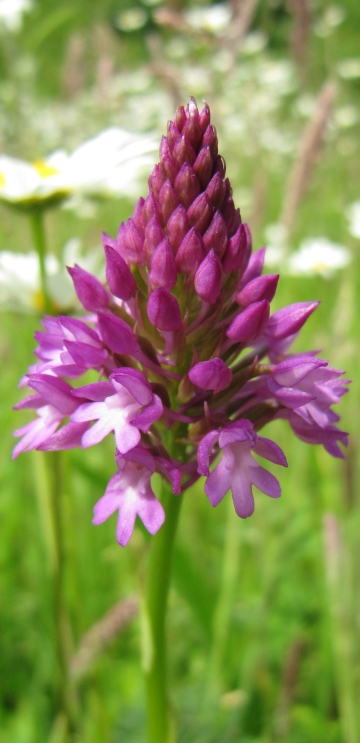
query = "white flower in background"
xmin=314 ymin=4 xmax=346 ymax=37
xmin=346 ymin=201 xmax=360 ymax=239
xmin=185 ymin=3 xmax=231 ymax=34
xmin=241 ymin=31 xmax=267 ymax=55
xmin=287 ymin=238 xmax=351 ymax=277
xmin=0 ymin=0 xmax=31 ymax=32
xmin=115 ymin=7 xmax=148 ymax=32
xmin=333 ymin=106 xmax=359 ymax=129
xmin=337 ymin=58 xmax=360 ymax=80
xmin=0 ymin=239 xmax=103 ymax=311
xmin=0 ymin=128 xmax=157 ymax=206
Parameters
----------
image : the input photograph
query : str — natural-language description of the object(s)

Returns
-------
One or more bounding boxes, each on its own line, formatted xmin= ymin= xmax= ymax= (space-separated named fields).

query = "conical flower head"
xmin=14 ymin=98 xmax=349 ymax=546
xmin=107 ymin=98 xmax=247 ymax=374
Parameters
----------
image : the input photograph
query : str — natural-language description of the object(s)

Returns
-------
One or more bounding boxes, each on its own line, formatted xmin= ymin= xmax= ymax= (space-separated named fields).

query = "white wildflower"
xmin=287 ymin=238 xmax=351 ymax=277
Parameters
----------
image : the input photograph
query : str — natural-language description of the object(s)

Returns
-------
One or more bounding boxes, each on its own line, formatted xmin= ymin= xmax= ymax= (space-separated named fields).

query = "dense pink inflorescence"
xmin=14 ymin=99 xmax=349 ymax=545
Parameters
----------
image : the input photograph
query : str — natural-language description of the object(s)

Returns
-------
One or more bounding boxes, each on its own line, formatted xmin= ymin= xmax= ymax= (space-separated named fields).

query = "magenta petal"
xmin=189 ymin=358 xmax=232 ymax=392
xmin=136 ymin=493 xmax=165 ymax=536
xmin=204 ymin=458 xmax=231 ymax=507
xmin=28 ymin=375 xmax=78 ymax=415
xmin=230 ymin=477 xmax=255 ymax=518
xmin=97 ymin=311 xmax=140 ymax=355
xmin=72 ymin=381 xmax=114 ymax=401
xmin=273 ymin=356 xmax=325 ymax=386
xmin=254 ymin=436 xmax=288 ymax=466
xmin=64 ymin=340 xmax=108 ymax=368
xmin=249 ymin=463 xmax=281 ymax=498
xmin=114 ymin=422 xmax=141 ymax=454
xmin=147 ymin=288 xmax=182 ymax=331
xmin=67 ymin=264 xmax=110 ymax=312
xmin=111 ymin=368 xmax=152 ymax=406
xmin=266 ymin=301 xmax=319 ymax=339
xmin=38 ymin=421 xmax=90 ymax=450
xmin=197 ymin=430 xmax=219 ymax=476
xmin=131 ymin=394 xmax=163 ymax=432
xmin=227 ymin=301 xmax=270 ymax=342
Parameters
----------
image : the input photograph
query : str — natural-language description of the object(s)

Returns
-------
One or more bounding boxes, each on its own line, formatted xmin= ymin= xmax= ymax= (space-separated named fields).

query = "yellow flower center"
xmin=0 ymin=172 xmax=6 ymax=187
xmin=313 ymin=261 xmax=329 ymax=272
xmin=33 ymin=160 xmax=59 ymax=179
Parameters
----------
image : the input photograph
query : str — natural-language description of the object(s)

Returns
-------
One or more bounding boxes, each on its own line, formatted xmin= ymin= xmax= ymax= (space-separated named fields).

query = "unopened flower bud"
xmin=236 ymin=274 xmax=279 ymax=307
xmin=166 ymin=205 xmax=190 ymax=253
xmin=149 ymin=238 xmax=177 ymax=290
xmin=144 ymin=215 xmax=164 ymax=259
xmin=193 ymin=146 xmax=213 ymax=189
xmin=97 ymin=312 xmax=140 ymax=355
xmin=142 ymin=192 xmax=162 ymax=226
xmin=173 ymin=135 xmax=197 ymax=167
xmin=104 ymin=245 xmax=136 ymax=301
xmin=176 ymin=227 xmax=205 ymax=274
xmin=205 ymin=173 xmax=226 ymax=209
xmin=158 ymin=179 xmax=179 ymax=224
xmin=222 ymin=198 xmax=241 ymax=236
xmin=167 ymin=121 xmax=181 ymax=151
xmin=148 ymin=164 xmax=163 ymax=197
xmin=183 ymin=99 xmax=202 ymax=147
xmin=194 ymin=249 xmax=222 ymax=304
xmin=202 ymin=125 xmax=218 ymax=159
xmin=187 ymin=193 xmax=213 ymax=233
xmin=266 ymin=301 xmax=320 ymax=339
xmin=227 ymin=300 xmax=270 ymax=342
xmin=212 ymin=155 xmax=226 ymax=179
xmin=126 ymin=219 xmax=146 ymax=265
xmin=199 ymin=102 xmax=211 ymax=133
xmin=222 ymin=223 xmax=250 ymax=273
xmin=174 ymin=163 xmax=201 ymax=209
xmin=189 ymin=358 xmax=232 ymax=392
xmin=203 ymin=210 xmax=228 ymax=258
xmin=147 ymin=288 xmax=182 ymax=331
xmin=67 ymin=265 xmax=109 ymax=312
xmin=174 ymin=104 xmax=186 ymax=131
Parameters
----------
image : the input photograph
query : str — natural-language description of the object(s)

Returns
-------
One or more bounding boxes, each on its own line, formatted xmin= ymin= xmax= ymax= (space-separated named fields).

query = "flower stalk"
xmin=29 ymin=208 xmax=52 ymax=313
xmin=142 ymin=482 xmax=182 ymax=743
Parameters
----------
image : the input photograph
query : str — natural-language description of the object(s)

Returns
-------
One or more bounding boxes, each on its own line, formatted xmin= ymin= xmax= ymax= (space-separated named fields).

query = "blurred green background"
xmin=1 ymin=0 xmax=360 ymax=741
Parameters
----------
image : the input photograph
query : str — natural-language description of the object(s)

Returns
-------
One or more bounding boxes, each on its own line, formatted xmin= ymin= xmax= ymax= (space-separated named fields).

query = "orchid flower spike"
xmin=14 ymin=98 xmax=349 ymax=545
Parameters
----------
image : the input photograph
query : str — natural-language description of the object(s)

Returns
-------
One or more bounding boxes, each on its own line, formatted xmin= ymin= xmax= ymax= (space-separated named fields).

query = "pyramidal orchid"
xmin=14 ymin=97 xmax=349 ymax=743
xmin=14 ymin=97 xmax=348 ymax=545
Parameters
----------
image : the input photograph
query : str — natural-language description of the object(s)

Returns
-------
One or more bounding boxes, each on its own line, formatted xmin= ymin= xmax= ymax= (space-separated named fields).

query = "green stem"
xmin=32 ymin=450 xmax=78 ymax=738
xmin=29 ymin=208 xmax=52 ymax=313
xmin=142 ymin=484 xmax=183 ymax=743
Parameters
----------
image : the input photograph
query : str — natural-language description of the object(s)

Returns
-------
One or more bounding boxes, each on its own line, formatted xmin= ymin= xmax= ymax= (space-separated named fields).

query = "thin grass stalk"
xmin=323 ymin=513 xmax=359 ymax=743
xmin=279 ymin=80 xmax=336 ymax=238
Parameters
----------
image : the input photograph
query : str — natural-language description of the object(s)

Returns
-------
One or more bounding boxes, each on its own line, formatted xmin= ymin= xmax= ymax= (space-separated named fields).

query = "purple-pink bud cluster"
xmin=14 ymin=99 xmax=349 ymax=545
